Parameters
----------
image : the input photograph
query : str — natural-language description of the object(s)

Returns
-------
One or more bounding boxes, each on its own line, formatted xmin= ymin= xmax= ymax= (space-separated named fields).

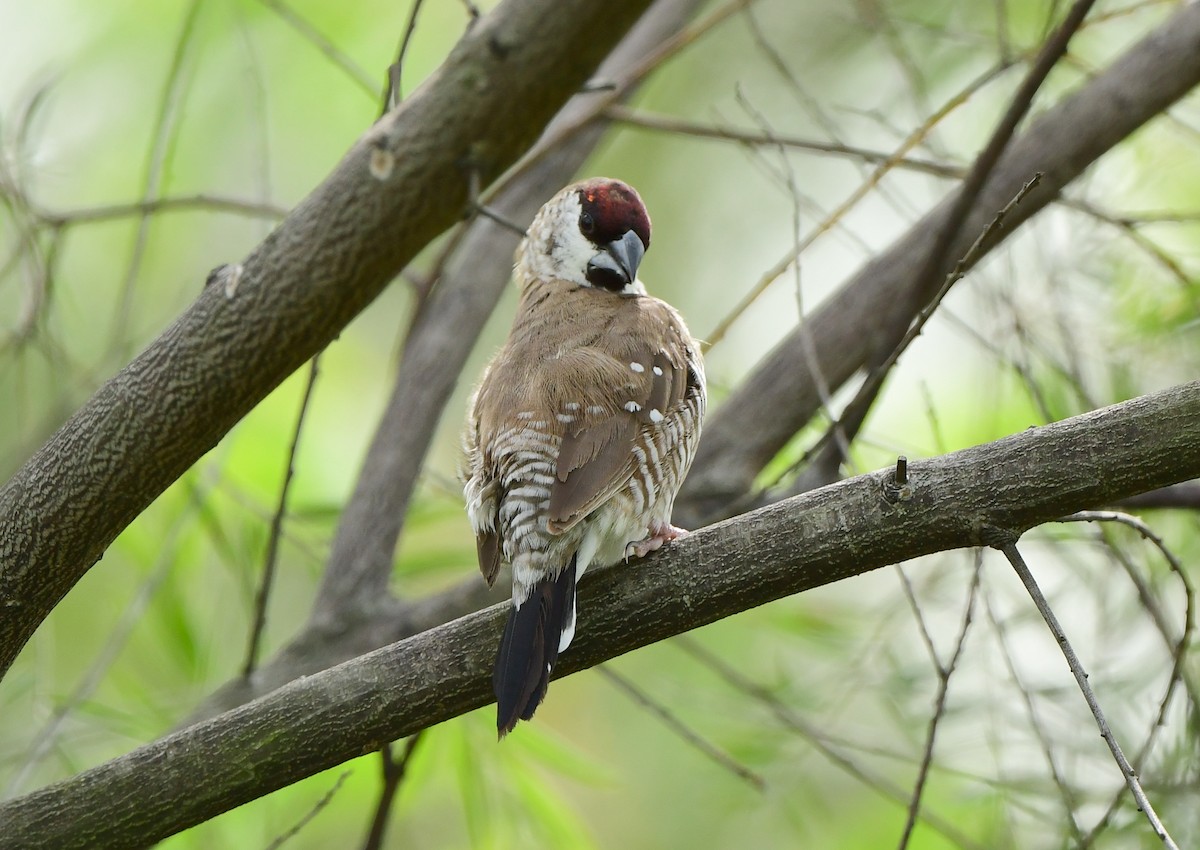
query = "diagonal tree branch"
xmin=4 ymin=381 xmax=1199 ymax=849
xmin=675 ymin=2 xmax=1200 ymax=526
xmin=0 ymin=0 xmax=658 ymax=680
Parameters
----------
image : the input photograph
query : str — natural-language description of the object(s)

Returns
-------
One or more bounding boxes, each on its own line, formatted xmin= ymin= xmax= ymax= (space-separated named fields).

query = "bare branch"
xmin=257 ymin=0 xmax=379 ymax=99
xmin=243 ymin=355 xmax=321 ymax=677
xmin=781 ymin=174 xmax=1043 ymax=499
xmin=264 ymin=771 xmax=351 ymax=850
xmin=997 ymin=539 xmax=1180 ymax=849
xmin=37 ymin=194 xmax=290 ymax=226
xmin=3 ymin=380 xmax=1198 ymax=848
xmin=897 ymin=555 xmax=982 ymax=850
xmin=676 ymin=637 xmax=987 ymax=850
xmin=381 ymin=0 xmax=427 ymax=114
xmin=108 ymin=0 xmax=204 ymax=358
xmin=361 ymin=734 xmax=423 ymax=850
xmin=982 ymin=591 xmax=1084 ymax=842
xmin=604 ymin=106 xmax=962 ymax=177
xmin=598 ymin=666 xmax=765 ymax=790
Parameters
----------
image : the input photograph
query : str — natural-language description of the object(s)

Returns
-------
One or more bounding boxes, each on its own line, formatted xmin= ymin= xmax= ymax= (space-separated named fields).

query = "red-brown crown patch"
xmin=576 ymin=178 xmax=651 ymax=250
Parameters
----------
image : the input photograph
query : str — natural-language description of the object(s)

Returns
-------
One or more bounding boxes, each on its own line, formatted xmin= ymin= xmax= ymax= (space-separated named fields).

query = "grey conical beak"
xmin=587 ymin=230 xmax=645 ymax=288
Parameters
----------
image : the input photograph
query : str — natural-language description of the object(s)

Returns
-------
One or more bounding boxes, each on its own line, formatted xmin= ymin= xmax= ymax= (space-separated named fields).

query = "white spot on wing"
xmin=649 ymin=408 xmax=664 ymax=423
xmin=630 ymin=362 xmax=645 ymax=373
xmin=624 ymin=401 xmax=641 ymax=413
xmin=652 ymin=366 xmax=664 ymax=376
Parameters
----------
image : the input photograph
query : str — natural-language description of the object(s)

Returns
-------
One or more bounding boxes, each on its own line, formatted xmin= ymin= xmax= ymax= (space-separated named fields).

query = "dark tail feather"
xmin=494 ymin=555 xmax=577 ymax=738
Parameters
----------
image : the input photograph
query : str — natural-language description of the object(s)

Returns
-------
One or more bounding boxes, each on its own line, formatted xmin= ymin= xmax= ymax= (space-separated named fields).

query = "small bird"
xmin=461 ymin=177 xmax=706 ymax=737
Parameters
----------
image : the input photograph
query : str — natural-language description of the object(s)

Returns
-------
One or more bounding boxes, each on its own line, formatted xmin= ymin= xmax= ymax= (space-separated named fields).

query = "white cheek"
xmin=549 ymin=233 xmax=597 ymax=286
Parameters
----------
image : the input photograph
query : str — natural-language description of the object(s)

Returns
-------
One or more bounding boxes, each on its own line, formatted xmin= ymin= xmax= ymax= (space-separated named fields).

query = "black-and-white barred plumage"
xmin=461 ymin=178 xmax=705 ymax=736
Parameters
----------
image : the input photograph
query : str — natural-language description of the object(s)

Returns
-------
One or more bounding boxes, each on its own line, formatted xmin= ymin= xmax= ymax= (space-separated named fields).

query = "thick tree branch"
xmin=676 ymin=2 xmax=1200 ymax=526
xmin=0 ymin=0 xmax=656 ymax=679
xmin=5 ymin=381 xmax=1199 ymax=849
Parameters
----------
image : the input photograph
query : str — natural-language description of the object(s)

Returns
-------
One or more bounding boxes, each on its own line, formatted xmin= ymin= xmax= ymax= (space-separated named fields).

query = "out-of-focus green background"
xmin=2 ymin=0 xmax=1198 ymax=847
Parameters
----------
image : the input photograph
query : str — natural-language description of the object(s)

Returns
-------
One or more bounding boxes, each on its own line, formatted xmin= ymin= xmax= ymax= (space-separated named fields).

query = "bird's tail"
xmin=494 ymin=553 xmax=578 ymax=738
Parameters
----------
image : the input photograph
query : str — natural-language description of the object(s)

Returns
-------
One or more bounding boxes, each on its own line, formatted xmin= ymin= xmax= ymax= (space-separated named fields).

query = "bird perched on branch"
xmin=461 ymin=177 xmax=706 ymax=737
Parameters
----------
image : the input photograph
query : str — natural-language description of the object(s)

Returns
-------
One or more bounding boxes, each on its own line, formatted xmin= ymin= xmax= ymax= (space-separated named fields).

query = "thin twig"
xmin=234 ymin=9 xmax=276 ymax=246
xmin=845 ymin=173 xmax=1043 ymax=404
xmin=381 ymin=0 xmax=427 ymax=116
xmin=606 ymin=106 xmax=961 ymax=177
xmin=107 ymin=0 xmax=203 ymax=359
xmin=786 ymin=2 xmax=1100 ymax=478
xmin=998 ymin=540 xmax=1180 ymax=849
xmin=1058 ymin=511 xmax=1197 ymax=847
xmin=982 ymin=590 xmax=1084 ymax=841
xmin=731 ymin=87 xmax=852 ymax=468
xmin=764 ymin=174 xmax=1042 ymax=501
xmin=598 ymin=666 xmax=766 ymax=791
xmin=3 ymin=476 xmax=212 ymax=798
xmin=702 ymin=58 xmax=1012 ymax=353
xmin=362 ymin=733 xmax=424 ymax=850
xmin=908 ymin=0 xmax=1097 ymax=319
xmin=1059 ymin=511 xmax=1197 ymax=706
xmin=264 ymin=770 xmax=352 ymax=850
xmin=36 ymin=194 xmax=289 ymax=226
xmin=457 ymin=0 xmax=481 ymax=23
xmin=258 ymin=0 xmax=378 ymax=99
xmin=895 ymin=565 xmax=941 ymax=666
xmin=497 ymin=0 xmax=758 ymax=191
xmin=896 ymin=553 xmax=982 ymax=850
xmin=675 ymin=638 xmax=986 ymax=850
xmin=1060 ymin=197 xmax=1191 ymax=286
xmin=740 ymin=2 xmax=936 ymax=232
xmin=757 ymin=0 xmax=1098 ymax=493
xmin=243 ymin=355 xmax=322 ymax=677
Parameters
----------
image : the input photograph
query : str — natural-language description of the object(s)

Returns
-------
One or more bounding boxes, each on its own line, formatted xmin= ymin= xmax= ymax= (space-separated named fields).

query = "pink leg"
xmin=625 ymin=521 xmax=690 ymax=560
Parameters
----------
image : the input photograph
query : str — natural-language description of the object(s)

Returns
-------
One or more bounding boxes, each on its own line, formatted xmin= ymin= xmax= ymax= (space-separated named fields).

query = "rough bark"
xmin=0 ymin=0 xmax=655 ymax=679
xmin=3 ymin=381 xmax=1198 ymax=849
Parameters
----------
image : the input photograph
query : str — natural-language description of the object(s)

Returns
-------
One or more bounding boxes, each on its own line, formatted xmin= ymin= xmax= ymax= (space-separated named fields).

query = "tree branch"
xmin=676 ymin=2 xmax=1200 ymax=526
xmin=5 ymin=381 xmax=1199 ymax=849
xmin=0 ymin=0 xmax=657 ymax=679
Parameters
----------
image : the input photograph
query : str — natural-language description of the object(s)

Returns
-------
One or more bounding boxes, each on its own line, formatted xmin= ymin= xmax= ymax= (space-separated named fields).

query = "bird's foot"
xmin=625 ymin=522 xmax=690 ymax=561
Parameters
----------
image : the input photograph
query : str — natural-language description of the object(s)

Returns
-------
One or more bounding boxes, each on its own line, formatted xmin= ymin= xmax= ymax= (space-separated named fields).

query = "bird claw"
xmin=625 ymin=522 xmax=689 ymax=561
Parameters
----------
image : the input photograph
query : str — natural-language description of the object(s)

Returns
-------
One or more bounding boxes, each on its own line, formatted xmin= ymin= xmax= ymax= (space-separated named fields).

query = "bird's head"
xmin=518 ymin=178 xmax=652 ymax=295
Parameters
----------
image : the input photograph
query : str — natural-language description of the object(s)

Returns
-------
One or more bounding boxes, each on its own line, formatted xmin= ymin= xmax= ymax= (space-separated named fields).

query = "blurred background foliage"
xmin=2 ymin=0 xmax=1199 ymax=847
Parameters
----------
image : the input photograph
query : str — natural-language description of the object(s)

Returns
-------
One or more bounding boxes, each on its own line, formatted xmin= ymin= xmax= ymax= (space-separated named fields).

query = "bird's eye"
xmin=580 ymin=211 xmax=595 ymax=235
